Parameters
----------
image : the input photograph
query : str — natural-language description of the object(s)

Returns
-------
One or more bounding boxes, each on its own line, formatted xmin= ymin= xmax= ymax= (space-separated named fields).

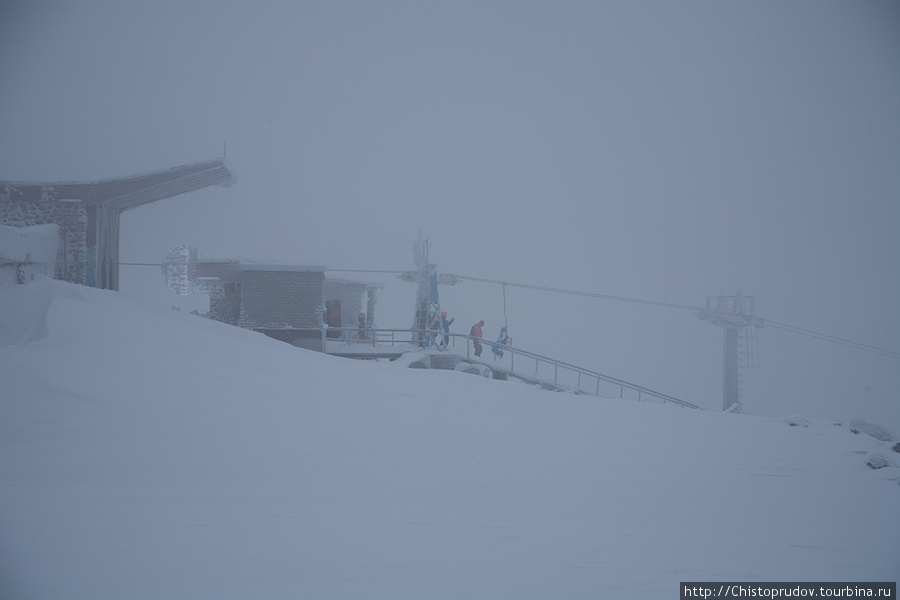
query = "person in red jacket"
xmin=470 ymin=320 xmax=485 ymax=357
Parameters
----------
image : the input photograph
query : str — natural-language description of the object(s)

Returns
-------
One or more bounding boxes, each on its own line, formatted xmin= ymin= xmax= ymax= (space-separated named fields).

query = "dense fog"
xmin=1 ymin=1 xmax=897 ymax=429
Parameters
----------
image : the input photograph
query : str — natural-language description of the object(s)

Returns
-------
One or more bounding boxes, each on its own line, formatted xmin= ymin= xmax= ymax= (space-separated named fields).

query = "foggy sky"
xmin=2 ymin=1 xmax=898 ymax=430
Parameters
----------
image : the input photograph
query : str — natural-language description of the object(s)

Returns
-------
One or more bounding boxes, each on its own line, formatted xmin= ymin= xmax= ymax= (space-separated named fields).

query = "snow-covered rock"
xmin=455 ymin=362 xmax=492 ymax=378
xmin=849 ymin=419 xmax=896 ymax=442
xmin=865 ymin=454 xmax=893 ymax=470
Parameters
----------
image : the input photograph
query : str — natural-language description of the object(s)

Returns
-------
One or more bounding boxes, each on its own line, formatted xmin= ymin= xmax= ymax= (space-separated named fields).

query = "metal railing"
xmin=447 ymin=333 xmax=699 ymax=409
xmin=258 ymin=325 xmax=698 ymax=409
xmin=257 ymin=326 xmax=454 ymax=350
xmin=323 ymin=327 xmax=464 ymax=349
xmin=324 ymin=327 xmax=426 ymax=347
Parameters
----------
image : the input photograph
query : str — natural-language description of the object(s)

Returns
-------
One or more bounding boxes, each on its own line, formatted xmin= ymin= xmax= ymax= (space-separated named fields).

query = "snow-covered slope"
xmin=1 ymin=278 xmax=898 ymax=599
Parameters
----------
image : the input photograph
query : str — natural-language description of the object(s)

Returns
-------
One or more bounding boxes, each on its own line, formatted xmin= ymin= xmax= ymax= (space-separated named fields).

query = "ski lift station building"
xmin=188 ymin=256 xmax=381 ymax=351
xmin=1 ymin=159 xmax=381 ymax=352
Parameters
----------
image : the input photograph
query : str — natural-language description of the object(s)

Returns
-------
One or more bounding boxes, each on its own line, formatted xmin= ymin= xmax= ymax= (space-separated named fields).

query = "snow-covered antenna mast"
xmin=695 ymin=292 xmax=764 ymax=411
xmin=400 ymin=234 xmax=459 ymax=346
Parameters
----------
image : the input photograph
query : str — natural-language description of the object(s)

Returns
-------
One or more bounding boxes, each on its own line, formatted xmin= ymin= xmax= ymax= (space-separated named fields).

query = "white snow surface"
xmin=1 ymin=277 xmax=898 ymax=599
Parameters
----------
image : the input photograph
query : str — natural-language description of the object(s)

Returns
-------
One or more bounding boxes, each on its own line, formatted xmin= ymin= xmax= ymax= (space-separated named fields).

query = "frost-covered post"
xmin=161 ymin=245 xmax=197 ymax=295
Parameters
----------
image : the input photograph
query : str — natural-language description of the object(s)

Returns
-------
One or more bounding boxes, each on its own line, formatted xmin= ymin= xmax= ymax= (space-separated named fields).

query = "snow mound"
xmin=725 ymin=402 xmax=745 ymax=414
xmin=0 ymin=275 xmax=83 ymax=346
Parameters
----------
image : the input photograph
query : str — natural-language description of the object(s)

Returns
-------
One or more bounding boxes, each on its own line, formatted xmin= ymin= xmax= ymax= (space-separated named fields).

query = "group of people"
xmin=417 ymin=301 xmax=511 ymax=359
xmin=357 ymin=312 xmax=375 ymax=343
xmin=417 ymin=300 xmax=456 ymax=348
xmin=468 ymin=319 xmax=511 ymax=360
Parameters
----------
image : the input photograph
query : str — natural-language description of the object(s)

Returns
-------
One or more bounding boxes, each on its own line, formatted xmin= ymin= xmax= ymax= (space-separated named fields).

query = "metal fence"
xmin=322 ymin=327 xmax=428 ymax=346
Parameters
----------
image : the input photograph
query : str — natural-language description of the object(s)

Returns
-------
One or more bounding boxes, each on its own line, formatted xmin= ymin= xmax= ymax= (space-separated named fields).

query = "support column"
xmin=723 ymin=327 xmax=740 ymax=411
xmin=95 ymin=205 xmax=121 ymax=290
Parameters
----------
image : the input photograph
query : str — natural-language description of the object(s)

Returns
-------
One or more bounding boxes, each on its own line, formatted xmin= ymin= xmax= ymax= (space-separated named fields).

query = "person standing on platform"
xmin=440 ymin=311 xmax=454 ymax=348
xmin=470 ymin=320 xmax=485 ymax=357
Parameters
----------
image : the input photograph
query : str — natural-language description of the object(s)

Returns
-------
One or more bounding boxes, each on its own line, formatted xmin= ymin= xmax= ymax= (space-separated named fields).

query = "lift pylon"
xmin=695 ymin=292 xmax=764 ymax=411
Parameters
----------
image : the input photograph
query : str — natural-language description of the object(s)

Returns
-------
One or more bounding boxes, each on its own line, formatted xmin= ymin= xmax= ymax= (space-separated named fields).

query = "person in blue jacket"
xmin=492 ymin=326 xmax=511 ymax=360
xmin=439 ymin=311 xmax=454 ymax=348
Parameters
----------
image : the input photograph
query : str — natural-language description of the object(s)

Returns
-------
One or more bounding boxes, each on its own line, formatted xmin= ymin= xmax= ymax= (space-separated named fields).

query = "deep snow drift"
xmin=1 ymin=277 xmax=898 ymax=599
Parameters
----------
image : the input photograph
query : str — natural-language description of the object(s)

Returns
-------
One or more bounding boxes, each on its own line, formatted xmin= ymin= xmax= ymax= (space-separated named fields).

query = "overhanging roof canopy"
xmin=1 ymin=158 xmax=234 ymax=211
xmin=1 ymin=158 xmax=235 ymax=290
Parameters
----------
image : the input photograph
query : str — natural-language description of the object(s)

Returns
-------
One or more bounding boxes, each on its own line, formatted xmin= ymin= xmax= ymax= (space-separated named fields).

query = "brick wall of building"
xmin=238 ymin=270 xmax=324 ymax=329
xmin=199 ymin=279 xmax=241 ymax=326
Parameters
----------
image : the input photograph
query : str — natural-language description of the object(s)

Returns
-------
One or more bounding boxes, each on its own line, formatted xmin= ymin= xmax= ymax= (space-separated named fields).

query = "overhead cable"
xmin=455 ymin=275 xmax=900 ymax=359
xmin=455 ymin=275 xmax=703 ymax=311
xmin=126 ymin=263 xmax=900 ymax=359
xmin=327 ymin=268 xmax=405 ymax=274
xmin=764 ymin=319 xmax=900 ymax=359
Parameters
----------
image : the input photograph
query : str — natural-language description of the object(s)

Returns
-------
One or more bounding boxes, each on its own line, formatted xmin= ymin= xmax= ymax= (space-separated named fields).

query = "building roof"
xmin=193 ymin=258 xmax=328 ymax=283
xmin=193 ymin=259 xmax=383 ymax=289
xmin=326 ymin=277 xmax=385 ymax=289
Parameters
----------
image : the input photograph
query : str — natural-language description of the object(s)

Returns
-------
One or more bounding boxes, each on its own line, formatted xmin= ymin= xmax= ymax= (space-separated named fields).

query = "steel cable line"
xmin=764 ymin=320 xmax=900 ymax=359
xmin=326 ymin=268 xmax=405 ymax=274
xmin=454 ymin=275 xmax=703 ymax=311
xmin=125 ymin=261 xmax=900 ymax=359
xmin=453 ymin=274 xmax=900 ymax=360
